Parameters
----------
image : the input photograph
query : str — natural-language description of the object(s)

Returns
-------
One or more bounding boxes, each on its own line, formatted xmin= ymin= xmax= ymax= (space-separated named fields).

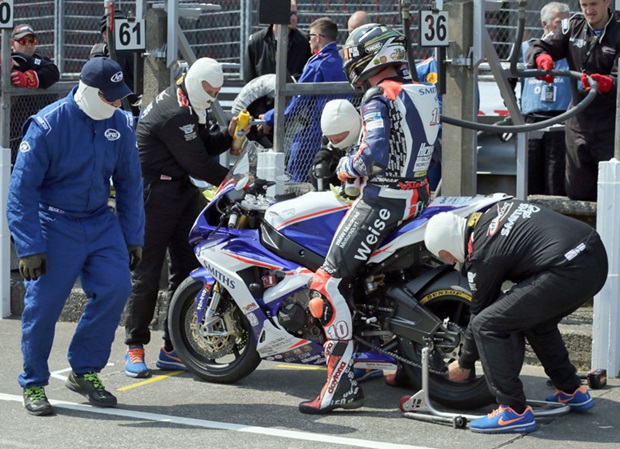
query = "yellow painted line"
xmin=117 ymin=370 xmax=184 ymax=391
xmin=276 ymin=364 xmax=325 ymax=371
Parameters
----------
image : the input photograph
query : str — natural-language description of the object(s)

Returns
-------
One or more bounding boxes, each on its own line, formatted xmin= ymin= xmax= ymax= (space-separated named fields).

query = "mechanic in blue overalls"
xmin=6 ymin=57 xmax=145 ymax=416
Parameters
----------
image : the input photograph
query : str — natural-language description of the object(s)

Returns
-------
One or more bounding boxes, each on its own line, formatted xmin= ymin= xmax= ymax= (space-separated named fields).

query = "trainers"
xmin=125 ymin=345 xmax=150 ymax=378
xmin=353 ymin=368 xmax=384 ymax=383
xmin=156 ymin=347 xmax=186 ymax=371
xmin=545 ymin=385 xmax=593 ymax=412
xmin=470 ymin=405 xmax=537 ymax=434
xmin=23 ymin=386 xmax=54 ymax=416
xmin=65 ymin=372 xmax=117 ymax=407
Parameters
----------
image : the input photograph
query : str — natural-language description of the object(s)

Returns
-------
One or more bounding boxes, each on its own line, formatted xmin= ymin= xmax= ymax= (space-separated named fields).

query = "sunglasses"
xmin=17 ymin=37 xmax=37 ymax=46
xmin=309 ymin=33 xmax=324 ymax=39
xmin=290 ymin=11 xmax=298 ymax=16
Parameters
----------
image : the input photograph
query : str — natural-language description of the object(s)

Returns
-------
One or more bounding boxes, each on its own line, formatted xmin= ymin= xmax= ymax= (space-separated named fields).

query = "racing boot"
xmin=299 ymin=339 xmax=364 ymax=414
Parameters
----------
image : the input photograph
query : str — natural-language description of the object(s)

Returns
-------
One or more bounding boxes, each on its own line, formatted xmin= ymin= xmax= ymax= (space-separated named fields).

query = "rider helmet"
xmin=342 ymin=23 xmax=408 ymax=91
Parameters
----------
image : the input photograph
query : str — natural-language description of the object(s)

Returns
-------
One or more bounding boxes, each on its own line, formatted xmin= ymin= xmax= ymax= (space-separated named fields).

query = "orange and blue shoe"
xmin=545 ymin=385 xmax=593 ymax=412
xmin=156 ymin=347 xmax=186 ymax=371
xmin=125 ymin=345 xmax=150 ymax=378
xmin=469 ymin=405 xmax=536 ymax=434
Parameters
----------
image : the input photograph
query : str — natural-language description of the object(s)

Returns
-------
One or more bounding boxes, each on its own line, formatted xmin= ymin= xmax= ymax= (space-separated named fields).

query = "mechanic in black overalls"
xmin=424 ymin=199 xmax=608 ymax=433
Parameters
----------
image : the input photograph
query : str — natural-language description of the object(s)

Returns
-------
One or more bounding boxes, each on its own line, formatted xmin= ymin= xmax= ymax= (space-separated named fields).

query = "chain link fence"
xmin=5 ymin=0 xmax=576 ymax=167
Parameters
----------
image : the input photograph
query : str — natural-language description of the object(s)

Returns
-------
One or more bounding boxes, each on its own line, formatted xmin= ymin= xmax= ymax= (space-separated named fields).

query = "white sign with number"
xmin=0 ymin=0 xmax=14 ymax=29
xmin=420 ymin=11 xmax=449 ymax=47
xmin=114 ymin=18 xmax=145 ymax=51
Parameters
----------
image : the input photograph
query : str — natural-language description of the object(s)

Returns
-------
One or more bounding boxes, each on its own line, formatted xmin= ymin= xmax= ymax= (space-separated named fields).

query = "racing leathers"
xmin=263 ymin=41 xmax=348 ymax=182
xmin=299 ymin=77 xmax=440 ymax=414
xmin=456 ymin=200 xmax=607 ymax=411
xmin=125 ymin=81 xmax=233 ymax=350
xmin=525 ymin=11 xmax=620 ymax=200
xmin=7 ymin=87 xmax=145 ymax=388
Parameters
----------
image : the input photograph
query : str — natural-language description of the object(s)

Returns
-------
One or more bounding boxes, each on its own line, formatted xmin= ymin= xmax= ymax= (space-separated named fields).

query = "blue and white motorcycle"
xmin=169 ymin=142 xmax=509 ymax=410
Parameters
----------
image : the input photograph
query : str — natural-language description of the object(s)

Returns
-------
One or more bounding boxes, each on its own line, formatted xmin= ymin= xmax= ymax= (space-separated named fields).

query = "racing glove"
xmin=535 ymin=54 xmax=555 ymax=84
xmin=336 ymin=156 xmax=357 ymax=183
xmin=128 ymin=246 xmax=143 ymax=271
xmin=11 ymin=69 xmax=40 ymax=88
xmin=19 ymin=253 xmax=47 ymax=281
xmin=581 ymin=73 xmax=613 ymax=93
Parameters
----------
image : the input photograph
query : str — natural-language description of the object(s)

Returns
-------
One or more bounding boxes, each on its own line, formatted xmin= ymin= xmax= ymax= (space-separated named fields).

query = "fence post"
xmin=441 ymin=0 xmax=477 ymax=196
xmin=1 ymin=28 xmax=12 ymax=318
xmin=142 ymin=7 xmax=169 ymax=108
xmin=594 ymin=164 xmax=620 ymax=378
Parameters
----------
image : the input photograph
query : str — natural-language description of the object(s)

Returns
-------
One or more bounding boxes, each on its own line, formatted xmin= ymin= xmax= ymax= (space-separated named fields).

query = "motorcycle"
xmin=169 ymin=141 xmax=510 ymax=410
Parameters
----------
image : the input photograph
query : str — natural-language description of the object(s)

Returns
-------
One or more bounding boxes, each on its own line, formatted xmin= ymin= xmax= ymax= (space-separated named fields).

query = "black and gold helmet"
xmin=343 ymin=23 xmax=407 ymax=91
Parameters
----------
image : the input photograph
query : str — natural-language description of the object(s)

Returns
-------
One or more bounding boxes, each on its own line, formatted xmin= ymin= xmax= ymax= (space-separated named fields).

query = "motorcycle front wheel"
xmin=168 ymin=276 xmax=261 ymax=383
xmin=398 ymin=287 xmax=495 ymax=410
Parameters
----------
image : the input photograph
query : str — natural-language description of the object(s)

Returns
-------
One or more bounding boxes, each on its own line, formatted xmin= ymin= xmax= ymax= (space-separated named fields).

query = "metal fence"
xmin=5 ymin=0 xmax=579 ymax=167
xmin=9 ymin=0 xmax=575 ymax=77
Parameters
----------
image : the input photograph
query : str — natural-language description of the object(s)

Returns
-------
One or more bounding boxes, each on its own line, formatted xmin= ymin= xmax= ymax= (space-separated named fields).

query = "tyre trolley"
xmin=400 ymin=344 xmax=571 ymax=429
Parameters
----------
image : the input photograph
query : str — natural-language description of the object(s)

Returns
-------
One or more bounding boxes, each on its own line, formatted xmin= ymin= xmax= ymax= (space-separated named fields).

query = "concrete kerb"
xmin=8 ymin=269 xmax=595 ymax=371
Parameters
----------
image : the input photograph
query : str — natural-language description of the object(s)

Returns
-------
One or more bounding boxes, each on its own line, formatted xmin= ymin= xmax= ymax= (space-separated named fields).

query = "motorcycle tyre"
xmin=397 ymin=289 xmax=495 ymax=410
xmin=168 ymin=276 xmax=261 ymax=383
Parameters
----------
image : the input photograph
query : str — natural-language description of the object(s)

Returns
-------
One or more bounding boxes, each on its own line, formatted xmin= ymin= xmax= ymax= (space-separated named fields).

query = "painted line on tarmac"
xmin=276 ymin=364 xmax=325 ymax=371
xmin=117 ymin=370 xmax=184 ymax=391
xmin=0 ymin=393 xmax=437 ymax=449
xmin=50 ymin=363 xmax=115 ymax=381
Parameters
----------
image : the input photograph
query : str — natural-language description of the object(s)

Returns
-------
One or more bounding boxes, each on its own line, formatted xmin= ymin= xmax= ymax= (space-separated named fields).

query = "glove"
xmin=336 ymin=156 xmax=356 ymax=183
xmin=128 ymin=246 xmax=143 ymax=271
xmin=11 ymin=69 xmax=40 ymax=88
xmin=19 ymin=253 xmax=47 ymax=281
xmin=581 ymin=73 xmax=613 ymax=93
xmin=535 ymin=54 xmax=555 ymax=84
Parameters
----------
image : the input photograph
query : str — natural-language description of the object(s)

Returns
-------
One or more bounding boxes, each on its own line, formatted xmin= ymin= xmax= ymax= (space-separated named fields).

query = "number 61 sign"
xmin=0 ymin=0 xmax=14 ymax=29
xmin=420 ymin=11 xmax=449 ymax=47
xmin=114 ymin=18 xmax=145 ymax=51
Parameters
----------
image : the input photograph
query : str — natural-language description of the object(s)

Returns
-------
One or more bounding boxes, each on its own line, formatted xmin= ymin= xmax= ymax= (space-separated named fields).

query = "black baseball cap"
xmin=80 ymin=57 xmax=132 ymax=101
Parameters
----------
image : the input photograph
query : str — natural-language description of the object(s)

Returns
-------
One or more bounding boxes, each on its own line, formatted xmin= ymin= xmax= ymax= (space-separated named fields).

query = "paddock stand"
xmin=400 ymin=345 xmax=571 ymax=429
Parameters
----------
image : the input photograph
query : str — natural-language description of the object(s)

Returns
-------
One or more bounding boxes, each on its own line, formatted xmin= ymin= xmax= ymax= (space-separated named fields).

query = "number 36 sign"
xmin=420 ymin=11 xmax=449 ymax=47
xmin=0 ymin=0 xmax=14 ymax=29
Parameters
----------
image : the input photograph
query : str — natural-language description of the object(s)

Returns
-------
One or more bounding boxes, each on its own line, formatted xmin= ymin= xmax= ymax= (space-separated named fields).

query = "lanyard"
xmin=581 ymin=25 xmax=603 ymax=71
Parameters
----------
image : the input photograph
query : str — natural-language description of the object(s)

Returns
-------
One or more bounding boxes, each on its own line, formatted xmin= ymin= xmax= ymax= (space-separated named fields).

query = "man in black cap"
xmin=10 ymin=23 xmax=59 ymax=89
xmin=7 ymin=57 xmax=145 ymax=416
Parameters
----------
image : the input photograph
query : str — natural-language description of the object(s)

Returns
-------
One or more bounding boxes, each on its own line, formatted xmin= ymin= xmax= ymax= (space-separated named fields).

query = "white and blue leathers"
xmin=6 ymin=87 xmax=145 ymax=388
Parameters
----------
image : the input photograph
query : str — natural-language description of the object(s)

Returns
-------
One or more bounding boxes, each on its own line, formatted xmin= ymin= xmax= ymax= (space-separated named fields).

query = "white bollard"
xmin=1 ymin=147 xmax=12 ymax=318
xmin=594 ymin=159 xmax=620 ymax=377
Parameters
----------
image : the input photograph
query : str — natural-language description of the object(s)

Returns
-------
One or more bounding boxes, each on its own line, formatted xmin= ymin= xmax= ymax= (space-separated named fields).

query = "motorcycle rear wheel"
xmin=398 ymin=288 xmax=495 ymax=410
xmin=168 ymin=276 xmax=261 ymax=383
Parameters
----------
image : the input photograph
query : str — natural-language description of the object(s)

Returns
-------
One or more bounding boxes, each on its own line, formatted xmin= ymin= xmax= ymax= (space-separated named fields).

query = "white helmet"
xmin=424 ymin=212 xmax=468 ymax=263
xmin=320 ymin=99 xmax=361 ymax=149
xmin=185 ymin=57 xmax=223 ymax=122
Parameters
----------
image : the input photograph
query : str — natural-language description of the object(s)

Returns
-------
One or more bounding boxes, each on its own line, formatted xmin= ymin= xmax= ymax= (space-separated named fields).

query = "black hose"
xmin=440 ymin=0 xmax=599 ymax=133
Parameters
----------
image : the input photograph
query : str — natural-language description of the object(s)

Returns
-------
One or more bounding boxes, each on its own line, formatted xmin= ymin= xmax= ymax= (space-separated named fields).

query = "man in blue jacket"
xmin=6 ymin=57 xmax=145 ymax=416
xmin=260 ymin=17 xmax=348 ymax=182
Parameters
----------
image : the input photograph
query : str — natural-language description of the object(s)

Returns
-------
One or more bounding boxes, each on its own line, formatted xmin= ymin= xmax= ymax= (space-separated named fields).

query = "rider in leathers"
xmin=525 ymin=4 xmax=620 ymax=200
xmin=299 ymin=24 xmax=440 ymax=414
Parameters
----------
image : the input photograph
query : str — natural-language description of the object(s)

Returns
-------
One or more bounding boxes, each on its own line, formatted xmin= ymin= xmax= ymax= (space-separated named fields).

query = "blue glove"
xmin=336 ymin=156 xmax=357 ymax=183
